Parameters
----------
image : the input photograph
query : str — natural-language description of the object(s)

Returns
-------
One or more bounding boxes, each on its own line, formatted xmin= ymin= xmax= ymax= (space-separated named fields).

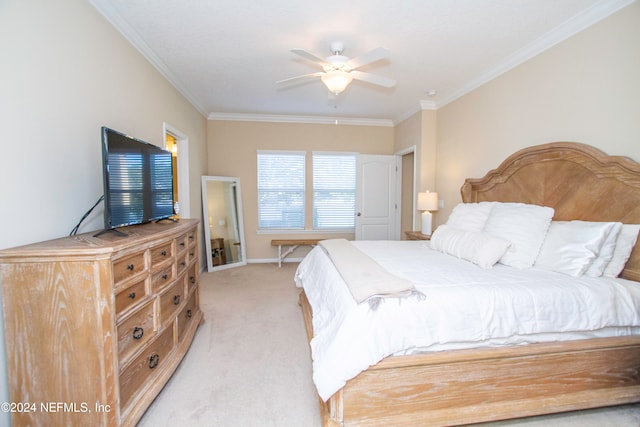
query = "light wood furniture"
xmin=271 ymin=238 xmax=322 ymax=267
xmin=210 ymin=237 xmax=226 ymax=266
xmin=404 ymin=231 xmax=431 ymax=240
xmin=0 ymin=219 xmax=204 ymax=427
xmin=299 ymin=142 xmax=640 ymax=426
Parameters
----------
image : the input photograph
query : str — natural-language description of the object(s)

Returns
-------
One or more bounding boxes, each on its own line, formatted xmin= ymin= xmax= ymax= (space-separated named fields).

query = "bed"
xmin=295 ymin=142 xmax=640 ymax=426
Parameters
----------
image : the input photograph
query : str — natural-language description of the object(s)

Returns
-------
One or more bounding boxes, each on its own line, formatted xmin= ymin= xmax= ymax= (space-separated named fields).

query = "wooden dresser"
xmin=0 ymin=219 xmax=204 ymax=426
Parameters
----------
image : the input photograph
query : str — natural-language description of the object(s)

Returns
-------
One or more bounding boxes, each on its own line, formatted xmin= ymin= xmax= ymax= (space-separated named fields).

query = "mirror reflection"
xmin=201 ymin=176 xmax=247 ymax=272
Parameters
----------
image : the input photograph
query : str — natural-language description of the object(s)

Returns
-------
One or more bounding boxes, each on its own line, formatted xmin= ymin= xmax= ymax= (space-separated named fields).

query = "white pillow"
xmin=603 ymin=224 xmax=640 ymax=277
xmin=445 ymin=202 xmax=495 ymax=232
xmin=483 ymin=202 xmax=554 ymax=269
xmin=535 ymin=221 xmax=617 ymax=277
xmin=430 ymin=224 xmax=512 ymax=269
xmin=584 ymin=222 xmax=622 ymax=277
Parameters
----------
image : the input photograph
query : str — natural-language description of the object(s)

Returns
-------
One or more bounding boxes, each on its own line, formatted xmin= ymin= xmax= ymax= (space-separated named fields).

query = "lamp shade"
xmin=417 ymin=191 xmax=438 ymax=211
xmin=321 ymin=70 xmax=353 ymax=94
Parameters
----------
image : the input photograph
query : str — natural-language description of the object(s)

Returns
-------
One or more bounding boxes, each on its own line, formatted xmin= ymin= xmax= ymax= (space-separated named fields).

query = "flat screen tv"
xmin=100 ymin=126 xmax=175 ymax=232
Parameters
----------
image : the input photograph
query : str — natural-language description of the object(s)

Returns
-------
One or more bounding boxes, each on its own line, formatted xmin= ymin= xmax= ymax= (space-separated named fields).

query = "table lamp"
xmin=417 ymin=191 xmax=438 ymax=235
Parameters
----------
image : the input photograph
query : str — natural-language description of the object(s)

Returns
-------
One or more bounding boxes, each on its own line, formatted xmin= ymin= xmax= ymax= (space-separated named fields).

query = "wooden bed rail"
xmin=299 ymin=290 xmax=640 ymax=427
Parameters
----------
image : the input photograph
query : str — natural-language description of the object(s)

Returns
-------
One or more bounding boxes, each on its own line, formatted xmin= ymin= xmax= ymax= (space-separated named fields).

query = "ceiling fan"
xmin=277 ymin=42 xmax=396 ymax=95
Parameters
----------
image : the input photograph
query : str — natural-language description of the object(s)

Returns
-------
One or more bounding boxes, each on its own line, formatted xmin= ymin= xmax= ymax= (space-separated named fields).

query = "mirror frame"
xmin=201 ymin=176 xmax=247 ymax=272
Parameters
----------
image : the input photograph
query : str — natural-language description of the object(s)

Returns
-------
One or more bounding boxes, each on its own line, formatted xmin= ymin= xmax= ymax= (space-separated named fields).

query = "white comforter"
xmin=294 ymin=240 xmax=640 ymax=401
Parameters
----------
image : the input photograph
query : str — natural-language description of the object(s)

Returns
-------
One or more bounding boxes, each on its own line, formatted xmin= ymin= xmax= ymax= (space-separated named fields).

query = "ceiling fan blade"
xmin=291 ymin=49 xmax=329 ymax=67
xmin=350 ymin=70 xmax=396 ymax=88
xmin=346 ymin=47 xmax=389 ymax=69
xmin=276 ymin=72 xmax=324 ymax=86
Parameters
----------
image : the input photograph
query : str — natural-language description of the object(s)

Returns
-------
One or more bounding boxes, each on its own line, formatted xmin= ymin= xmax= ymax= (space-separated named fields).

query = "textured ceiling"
xmin=90 ymin=0 xmax=633 ymax=124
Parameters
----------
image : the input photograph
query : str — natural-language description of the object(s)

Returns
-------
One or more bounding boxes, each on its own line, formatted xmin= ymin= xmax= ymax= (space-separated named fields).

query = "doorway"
xmin=163 ymin=123 xmax=190 ymax=218
xmin=397 ymin=146 xmax=416 ymax=239
xmin=165 ymin=134 xmax=180 ymax=218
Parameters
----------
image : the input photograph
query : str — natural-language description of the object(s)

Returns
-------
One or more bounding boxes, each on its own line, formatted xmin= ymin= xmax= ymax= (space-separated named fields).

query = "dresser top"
xmin=0 ymin=218 xmax=199 ymax=260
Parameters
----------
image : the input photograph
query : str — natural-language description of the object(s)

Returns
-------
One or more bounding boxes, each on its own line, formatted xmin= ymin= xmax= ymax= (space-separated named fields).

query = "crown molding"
xmin=420 ymin=100 xmax=438 ymax=111
xmin=89 ymin=0 xmax=208 ymax=117
xmin=393 ymin=100 xmax=437 ymax=125
xmin=438 ymin=0 xmax=635 ymax=107
xmin=208 ymin=112 xmax=394 ymax=127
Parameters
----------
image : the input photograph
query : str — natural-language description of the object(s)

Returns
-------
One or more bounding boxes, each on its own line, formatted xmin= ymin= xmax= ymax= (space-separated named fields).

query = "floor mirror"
xmin=201 ymin=176 xmax=247 ymax=272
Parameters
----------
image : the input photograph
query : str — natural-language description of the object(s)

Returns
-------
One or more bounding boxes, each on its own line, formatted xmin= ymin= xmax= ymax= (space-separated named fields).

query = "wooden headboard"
xmin=461 ymin=142 xmax=640 ymax=282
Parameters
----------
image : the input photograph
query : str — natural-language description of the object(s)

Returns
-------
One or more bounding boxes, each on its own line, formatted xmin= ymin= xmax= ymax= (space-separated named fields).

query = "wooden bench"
xmin=271 ymin=239 xmax=322 ymax=267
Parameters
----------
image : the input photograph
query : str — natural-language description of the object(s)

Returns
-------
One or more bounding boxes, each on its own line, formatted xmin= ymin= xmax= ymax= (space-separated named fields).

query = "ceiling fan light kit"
xmin=277 ymin=42 xmax=396 ymax=96
xmin=321 ymin=70 xmax=353 ymax=95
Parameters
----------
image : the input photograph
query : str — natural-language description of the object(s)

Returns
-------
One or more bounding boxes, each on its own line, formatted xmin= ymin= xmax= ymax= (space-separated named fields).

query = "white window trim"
xmin=311 ymin=150 xmax=358 ymax=156
xmin=257 ymin=149 xmax=307 ymax=156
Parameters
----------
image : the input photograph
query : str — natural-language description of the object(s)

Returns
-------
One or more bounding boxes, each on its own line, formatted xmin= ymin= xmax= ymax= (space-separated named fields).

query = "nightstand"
xmin=404 ymin=231 xmax=431 ymax=240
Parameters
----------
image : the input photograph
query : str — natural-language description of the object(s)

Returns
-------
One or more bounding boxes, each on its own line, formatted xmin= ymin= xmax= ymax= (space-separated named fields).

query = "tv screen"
xmin=101 ymin=127 xmax=174 ymax=230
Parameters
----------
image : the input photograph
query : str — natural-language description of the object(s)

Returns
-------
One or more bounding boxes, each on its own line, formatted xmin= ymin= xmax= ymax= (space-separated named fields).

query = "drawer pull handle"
xmin=161 ymin=250 xmax=167 ymax=256
xmin=127 ymin=264 xmax=135 ymax=271
xmin=148 ymin=353 xmax=159 ymax=369
xmin=189 ymin=276 xmax=196 ymax=284
xmin=180 ymin=242 xmax=185 ymax=247
xmin=189 ymin=251 xmax=194 ymax=257
xmin=173 ymin=295 xmax=181 ymax=305
xmin=162 ymin=274 xmax=168 ymax=280
xmin=128 ymin=292 xmax=136 ymax=299
xmin=186 ymin=309 xmax=192 ymax=318
xmin=132 ymin=327 xmax=144 ymax=340
xmin=180 ymin=261 xmax=186 ymax=267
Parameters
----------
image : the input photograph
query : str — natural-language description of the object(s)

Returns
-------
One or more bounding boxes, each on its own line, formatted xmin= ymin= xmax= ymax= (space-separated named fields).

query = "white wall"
xmin=0 ymin=1 xmax=208 ymax=422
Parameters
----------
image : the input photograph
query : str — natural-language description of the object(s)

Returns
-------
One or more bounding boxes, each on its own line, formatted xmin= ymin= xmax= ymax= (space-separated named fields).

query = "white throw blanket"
xmin=318 ymin=239 xmax=423 ymax=307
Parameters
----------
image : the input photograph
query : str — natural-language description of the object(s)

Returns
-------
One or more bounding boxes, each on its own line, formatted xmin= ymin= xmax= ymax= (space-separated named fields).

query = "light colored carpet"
xmin=138 ymin=263 xmax=640 ymax=427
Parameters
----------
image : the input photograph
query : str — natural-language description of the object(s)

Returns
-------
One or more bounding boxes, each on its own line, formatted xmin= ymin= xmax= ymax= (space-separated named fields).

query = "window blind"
xmin=313 ymin=153 xmax=356 ymax=229
xmin=257 ymin=151 xmax=305 ymax=229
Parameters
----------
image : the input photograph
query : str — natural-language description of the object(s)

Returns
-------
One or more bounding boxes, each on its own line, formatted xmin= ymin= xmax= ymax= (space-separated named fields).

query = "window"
xmin=257 ymin=151 xmax=305 ymax=229
xmin=313 ymin=152 xmax=356 ymax=229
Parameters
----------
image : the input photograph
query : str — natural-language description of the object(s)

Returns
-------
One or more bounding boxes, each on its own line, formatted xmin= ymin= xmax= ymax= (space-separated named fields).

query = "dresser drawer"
xmin=151 ymin=264 xmax=174 ymax=292
xmin=176 ymin=253 xmax=189 ymax=276
xmin=150 ymin=241 xmax=173 ymax=269
xmin=186 ymin=244 xmax=197 ymax=266
xmin=186 ymin=263 xmax=198 ymax=294
xmin=177 ymin=289 xmax=198 ymax=342
xmin=186 ymin=229 xmax=197 ymax=247
xmin=159 ymin=279 xmax=185 ymax=327
xmin=115 ymin=278 xmax=147 ymax=318
xmin=113 ymin=251 xmax=146 ymax=285
xmin=119 ymin=327 xmax=174 ymax=411
xmin=175 ymin=234 xmax=188 ymax=255
xmin=117 ymin=300 xmax=156 ymax=364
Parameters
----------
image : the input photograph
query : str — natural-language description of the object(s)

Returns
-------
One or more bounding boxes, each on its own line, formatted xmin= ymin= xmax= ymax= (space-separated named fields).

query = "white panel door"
xmin=355 ymin=154 xmax=399 ymax=240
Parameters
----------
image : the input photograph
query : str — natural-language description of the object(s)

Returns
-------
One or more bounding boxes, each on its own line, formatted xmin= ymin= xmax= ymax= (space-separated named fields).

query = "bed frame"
xmin=299 ymin=142 xmax=640 ymax=426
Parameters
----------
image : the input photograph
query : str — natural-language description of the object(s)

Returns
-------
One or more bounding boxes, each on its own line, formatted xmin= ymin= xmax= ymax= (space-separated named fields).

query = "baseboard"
xmin=248 ymin=258 xmax=305 ymax=264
